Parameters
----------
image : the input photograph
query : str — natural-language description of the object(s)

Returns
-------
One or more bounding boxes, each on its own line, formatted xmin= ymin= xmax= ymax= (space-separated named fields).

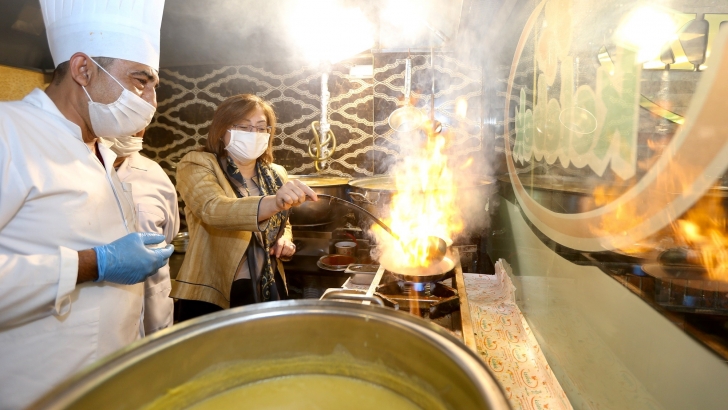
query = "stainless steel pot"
xmin=287 ymin=175 xmax=350 ymax=226
xmin=348 ymin=176 xmax=397 ymax=219
xmin=33 ymin=301 xmax=510 ymax=410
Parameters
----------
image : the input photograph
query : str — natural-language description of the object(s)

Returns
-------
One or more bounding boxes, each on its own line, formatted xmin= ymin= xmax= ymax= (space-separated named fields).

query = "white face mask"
xmin=82 ymin=58 xmax=156 ymax=139
xmin=225 ymin=130 xmax=270 ymax=163
xmin=105 ymin=136 xmax=144 ymax=157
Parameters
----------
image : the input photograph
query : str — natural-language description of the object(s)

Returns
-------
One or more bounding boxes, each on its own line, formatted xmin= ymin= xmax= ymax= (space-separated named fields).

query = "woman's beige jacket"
xmin=171 ymin=151 xmax=292 ymax=308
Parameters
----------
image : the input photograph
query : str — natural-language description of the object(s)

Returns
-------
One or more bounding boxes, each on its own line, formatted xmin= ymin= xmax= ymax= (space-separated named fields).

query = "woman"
xmin=172 ymin=94 xmax=317 ymax=321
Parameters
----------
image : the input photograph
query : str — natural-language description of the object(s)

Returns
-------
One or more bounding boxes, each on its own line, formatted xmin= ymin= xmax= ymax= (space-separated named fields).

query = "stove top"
xmin=328 ymin=251 xmax=468 ymax=336
xmin=375 ymin=273 xmax=459 ymax=318
xmin=340 ymin=263 xmax=461 ymax=318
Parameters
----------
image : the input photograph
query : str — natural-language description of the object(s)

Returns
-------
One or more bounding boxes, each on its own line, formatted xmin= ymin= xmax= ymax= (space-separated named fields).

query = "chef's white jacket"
xmin=114 ymin=151 xmax=179 ymax=334
xmin=0 ymin=89 xmax=142 ymax=409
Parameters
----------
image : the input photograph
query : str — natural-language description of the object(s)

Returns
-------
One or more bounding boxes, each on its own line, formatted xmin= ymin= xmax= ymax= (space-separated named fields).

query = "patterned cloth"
xmin=220 ymin=156 xmax=286 ymax=301
xmin=464 ymin=260 xmax=572 ymax=410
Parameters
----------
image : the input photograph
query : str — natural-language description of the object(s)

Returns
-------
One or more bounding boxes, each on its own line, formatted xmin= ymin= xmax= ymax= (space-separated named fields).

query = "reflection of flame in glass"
xmin=591 ymin=184 xmax=652 ymax=254
xmin=558 ymin=107 xmax=597 ymax=134
xmin=594 ymin=178 xmax=728 ymax=282
xmin=614 ymin=6 xmax=679 ymax=63
xmin=673 ymin=193 xmax=728 ymax=281
xmin=288 ymin=0 xmax=374 ymax=63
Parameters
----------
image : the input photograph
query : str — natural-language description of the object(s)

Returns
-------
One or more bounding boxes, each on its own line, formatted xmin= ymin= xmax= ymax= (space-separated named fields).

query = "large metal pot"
xmin=33 ymin=301 xmax=510 ymax=410
xmin=348 ymin=176 xmax=496 ymax=231
xmin=348 ymin=176 xmax=398 ymax=219
xmin=287 ymin=175 xmax=350 ymax=226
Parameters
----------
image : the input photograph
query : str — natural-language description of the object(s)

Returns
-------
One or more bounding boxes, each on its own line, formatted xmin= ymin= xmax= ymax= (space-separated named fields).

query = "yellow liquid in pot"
xmin=187 ymin=374 xmax=421 ymax=410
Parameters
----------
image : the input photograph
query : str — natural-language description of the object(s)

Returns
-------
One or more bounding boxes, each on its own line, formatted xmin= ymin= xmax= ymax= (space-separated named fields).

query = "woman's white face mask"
xmin=225 ymin=130 xmax=270 ymax=163
xmin=82 ymin=58 xmax=156 ymax=139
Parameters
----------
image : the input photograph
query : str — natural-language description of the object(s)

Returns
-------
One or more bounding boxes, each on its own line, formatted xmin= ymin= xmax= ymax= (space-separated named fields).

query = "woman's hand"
xmin=271 ymin=237 xmax=296 ymax=261
xmin=258 ymin=180 xmax=318 ymax=222
xmin=275 ymin=180 xmax=318 ymax=211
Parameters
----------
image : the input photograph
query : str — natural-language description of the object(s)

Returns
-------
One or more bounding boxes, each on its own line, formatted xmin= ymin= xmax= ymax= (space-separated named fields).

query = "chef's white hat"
xmin=40 ymin=0 xmax=165 ymax=70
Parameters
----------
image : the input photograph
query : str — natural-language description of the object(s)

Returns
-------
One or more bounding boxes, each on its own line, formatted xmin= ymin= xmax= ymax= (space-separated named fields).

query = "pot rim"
xmin=32 ymin=300 xmax=511 ymax=410
xmin=348 ymin=175 xmax=495 ymax=192
xmin=288 ymin=174 xmax=350 ymax=187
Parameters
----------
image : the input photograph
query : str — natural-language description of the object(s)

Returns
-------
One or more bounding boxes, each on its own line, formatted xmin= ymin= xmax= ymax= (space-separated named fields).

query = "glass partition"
xmin=487 ymin=0 xmax=728 ymax=407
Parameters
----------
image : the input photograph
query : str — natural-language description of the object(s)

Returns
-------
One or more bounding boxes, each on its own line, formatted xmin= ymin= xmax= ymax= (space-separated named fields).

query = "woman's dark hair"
xmin=204 ymin=94 xmax=277 ymax=164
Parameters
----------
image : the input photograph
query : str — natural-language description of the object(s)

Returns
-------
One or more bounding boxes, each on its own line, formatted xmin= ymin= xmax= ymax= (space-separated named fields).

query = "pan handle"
xmin=316 ymin=194 xmax=399 ymax=240
xmin=320 ymin=289 xmax=385 ymax=306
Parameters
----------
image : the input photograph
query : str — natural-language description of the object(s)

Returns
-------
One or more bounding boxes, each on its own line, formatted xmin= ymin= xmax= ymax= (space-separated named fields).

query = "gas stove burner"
xmin=374 ymin=272 xmax=459 ymax=319
xmin=404 ymin=281 xmax=433 ymax=294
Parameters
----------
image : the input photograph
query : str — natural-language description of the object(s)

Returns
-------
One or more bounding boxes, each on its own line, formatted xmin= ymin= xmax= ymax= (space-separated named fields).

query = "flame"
xmin=673 ymin=192 xmax=728 ymax=281
xmin=374 ymin=130 xmax=463 ymax=269
xmin=408 ymin=286 xmax=421 ymax=316
xmin=460 ymin=157 xmax=474 ymax=170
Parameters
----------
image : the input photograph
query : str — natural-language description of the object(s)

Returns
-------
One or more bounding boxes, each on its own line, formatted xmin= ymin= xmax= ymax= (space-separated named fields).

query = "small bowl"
xmin=317 ymin=254 xmax=355 ymax=271
xmin=334 ymin=241 xmax=357 ymax=257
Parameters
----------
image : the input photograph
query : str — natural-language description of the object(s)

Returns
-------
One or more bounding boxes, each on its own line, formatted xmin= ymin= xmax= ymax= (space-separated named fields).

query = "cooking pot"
xmin=287 ymin=175 xmax=350 ymax=226
xmin=32 ymin=301 xmax=510 ymax=410
xmin=348 ymin=176 xmax=496 ymax=231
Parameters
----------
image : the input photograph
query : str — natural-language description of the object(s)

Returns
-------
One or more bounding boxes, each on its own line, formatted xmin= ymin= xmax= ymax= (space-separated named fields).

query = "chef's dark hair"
xmin=204 ymin=94 xmax=277 ymax=164
xmin=51 ymin=57 xmax=117 ymax=85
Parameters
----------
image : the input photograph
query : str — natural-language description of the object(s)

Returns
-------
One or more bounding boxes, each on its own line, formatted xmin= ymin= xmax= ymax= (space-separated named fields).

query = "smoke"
xmin=161 ymin=0 xmax=323 ymax=66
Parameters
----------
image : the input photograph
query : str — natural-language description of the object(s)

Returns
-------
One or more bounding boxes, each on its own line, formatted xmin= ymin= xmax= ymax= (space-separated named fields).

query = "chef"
xmin=103 ymin=130 xmax=180 ymax=334
xmin=0 ymin=0 xmax=170 ymax=408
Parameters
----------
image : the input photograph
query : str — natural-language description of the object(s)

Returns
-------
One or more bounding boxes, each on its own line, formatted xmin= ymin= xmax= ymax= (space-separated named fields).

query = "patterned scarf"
xmin=221 ymin=156 xmax=286 ymax=301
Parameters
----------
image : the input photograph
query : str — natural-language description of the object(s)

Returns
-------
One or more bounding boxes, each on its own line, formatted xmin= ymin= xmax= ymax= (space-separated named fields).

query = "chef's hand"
xmin=275 ymin=180 xmax=318 ymax=211
xmin=93 ymin=233 xmax=174 ymax=285
xmin=271 ymin=237 xmax=296 ymax=261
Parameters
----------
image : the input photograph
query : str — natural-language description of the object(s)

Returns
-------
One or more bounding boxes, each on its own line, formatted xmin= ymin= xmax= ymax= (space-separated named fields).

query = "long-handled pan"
xmin=313 ymin=194 xmax=447 ymax=265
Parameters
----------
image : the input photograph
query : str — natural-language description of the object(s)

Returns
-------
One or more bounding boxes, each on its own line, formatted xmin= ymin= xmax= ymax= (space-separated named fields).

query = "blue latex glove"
xmin=93 ymin=232 xmax=174 ymax=285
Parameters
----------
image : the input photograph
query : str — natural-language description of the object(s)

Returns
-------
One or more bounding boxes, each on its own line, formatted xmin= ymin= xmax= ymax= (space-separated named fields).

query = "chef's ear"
xmin=68 ymin=53 xmax=94 ymax=87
